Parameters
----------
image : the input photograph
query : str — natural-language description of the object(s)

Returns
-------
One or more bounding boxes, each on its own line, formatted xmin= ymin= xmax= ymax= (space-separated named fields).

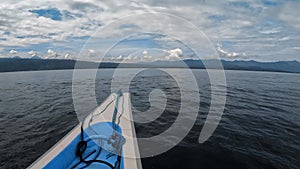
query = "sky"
xmin=0 ymin=0 xmax=299 ymax=62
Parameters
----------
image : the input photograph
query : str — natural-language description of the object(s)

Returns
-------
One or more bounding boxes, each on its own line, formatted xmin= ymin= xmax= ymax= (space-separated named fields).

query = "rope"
xmin=88 ymin=94 xmax=116 ymax=135
xmin=72 ymin=90 xmax=125 ymax=169
xmin=71 ymin=126 xmax=114 ymax=169
xmin=112 ymin=90 xmax=123 ymax=130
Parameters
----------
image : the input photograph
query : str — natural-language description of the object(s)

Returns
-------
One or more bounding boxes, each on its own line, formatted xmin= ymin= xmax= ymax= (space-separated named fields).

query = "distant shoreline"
xmin=1 ymin=67 xmax=299 ymax=75
xmin=0 ymin=58 xmax=299 ymax=74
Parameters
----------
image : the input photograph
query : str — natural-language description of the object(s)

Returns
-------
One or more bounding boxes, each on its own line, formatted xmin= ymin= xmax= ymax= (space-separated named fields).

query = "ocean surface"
xmin=0 ymin=69 xmax=299 ymax=169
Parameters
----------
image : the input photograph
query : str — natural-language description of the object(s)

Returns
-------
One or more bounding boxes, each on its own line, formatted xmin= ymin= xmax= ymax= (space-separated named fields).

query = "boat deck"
xmin=28 ymin=93 xmax=142 ymax=169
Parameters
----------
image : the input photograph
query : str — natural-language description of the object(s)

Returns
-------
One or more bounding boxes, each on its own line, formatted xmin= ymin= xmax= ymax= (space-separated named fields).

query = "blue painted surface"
xmin=43 ymin=122 xmax=124 ymax=169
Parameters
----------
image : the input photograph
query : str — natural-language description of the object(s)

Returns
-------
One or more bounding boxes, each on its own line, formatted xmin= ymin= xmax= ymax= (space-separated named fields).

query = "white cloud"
xmin=85 ymin=49 xmax=97 ymax=58
xmin=47 ymin=49 xmax=58 ymax=58
xmin=142 ymin=50 xmax=152 ymax=60
xmin=9 ymin=49 xmax=18 ymax=54
xmin=259 ymin=28 xmax=281 ymax=35
xmin=292 ymin=47 xmax=300 ymax=50
xmin=142 ymin=50 xmax=148 ymax=56
xmin=164 ymin=48 xmax=183 ymax=60
xmin=28 ymin=50 xmax=37 ymax=57
xmin=0 ymin=0 xmax=299 ymax=61
xmin=88 ymin=49 xmax=95 ymax=54
xmin=64 ymin=53 xmax=71 ymax=59
xmin=216 ymin=43 xmax=247 ymax=59
xmin=113 ymin=55 xmax=124 ymax=61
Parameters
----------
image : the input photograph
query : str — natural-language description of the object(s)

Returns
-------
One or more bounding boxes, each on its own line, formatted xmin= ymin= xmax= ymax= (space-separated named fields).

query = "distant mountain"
xmin=0 ymin=57 xmax=299 ymax=73
xmin=221 ymin=60 xmax=300 ymax=73
xmin=12 ymin=56 xmax=22 ymax=59
xmin=0 ymin=58 xmax=119 ymax=72
xmin=135 ymin=59 xmax=300 ymax=73
xmin=31 ymin=56 xmax=42 ymax=59
xmin=185 ymin=59 xmax=300 ymax=73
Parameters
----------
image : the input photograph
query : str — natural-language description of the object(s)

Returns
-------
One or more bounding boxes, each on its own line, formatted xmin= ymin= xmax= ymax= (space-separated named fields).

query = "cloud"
xmin=164 ymin=48 xmax=183 ymax=60
xmin=47 ymin=49 xmax=58 ymax=58
xmin=67 ymin=1 xmax=104 ymax=13
xmin=113 ymin=55 xmax=124 ymax=61
xmin=216 ymin=44 xmax=247 ymax=59
xmin=142 ymin=50 xmax=152 ymax=60
xmin=292 ymin=47 xmax=300 ymax=50
xmin=278 ymin=1 xmax=300 ymax=30
xmin=259 ymin=28 xmax=281 ymax=35
xmin=142 ymin=50 xmax=148 ymax=56
xmin=0 ymin=0 xmax=299 ymax=61
xmin=88 ymin=49 xmax=95 ymax=53
xmin=86 ymin=49 xmax=97 ymax=58
xmin=28 ymin=50 xmax=37 ymax=57
xmin=64 ymin=53 xmax=71 ymax=59
xmin=9 ymin=49 xmax=18 ymax=54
